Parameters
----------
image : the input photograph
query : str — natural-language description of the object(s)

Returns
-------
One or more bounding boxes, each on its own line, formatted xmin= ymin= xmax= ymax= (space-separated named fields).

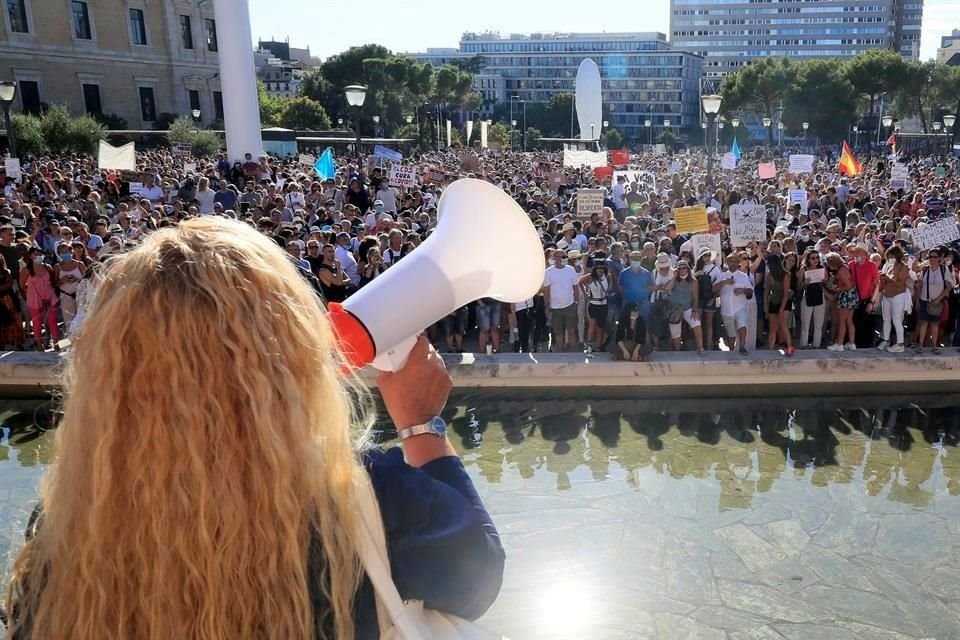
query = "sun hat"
xmin=655 ymin=253 xmax=671 ymax=268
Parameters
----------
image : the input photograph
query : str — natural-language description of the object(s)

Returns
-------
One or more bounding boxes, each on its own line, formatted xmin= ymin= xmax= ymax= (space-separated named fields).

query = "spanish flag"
xmin=838 ymin=140 xmax=861 ymax=176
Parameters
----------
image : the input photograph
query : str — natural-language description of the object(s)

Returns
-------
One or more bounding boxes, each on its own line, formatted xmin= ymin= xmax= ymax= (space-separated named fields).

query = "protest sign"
xmin=673 ymin=205 xmax=708 ymax=234
xmin=563 ymin=148 xmax=607 ymax=168
xmin=389 ymin=165 xmax=417 ymax=188
xmin=804 ymin=268 xmax=825 ymax=284
xmin=3 ymin=157 xmax=20 ymax=182
xmin=299 ymin=153 xmax=316 ymax=167
xmin=912 ymin=217 xmax=959 ymax=252
xmin=669 ymin=160 xmax=682 ymax=174
xmin=184 ymin=162 xmax=197 ymax=174
xmin=171 ymin=143 xmax=192 ymax=158
xmin=729 ymin=204 xmax=767 ymax=246
xmin=576 ymin=188 xmax=605 ymax=220
xmin=610 ymin=149 xmax=629 ymax=165
xmin=890 ymin=163 xmax=909 ymax=190
xmin=721 ymin=153 xmax=737 ymax=170
xmin=594 ymin=166 xmax=613 ymax=181
xmin=613 ymin=170 xmax=656 ymax=191
xmin=97 ymin=140 xmax=136 ymax=171
xmin=758 ymin=162 xmax=776 ymax=180
xmin=692 ymin=233 xmax=722 ymax=259
xmin=547 ymin=172 xmax=564 ymax=186
xmin=373 ymin=145 xmax=402 ymax=163
xmin=789 ymin=189 xmax=808 ymax=214
xmin=789 ymin=154 xmax=814 ymax=173
xmin=129 ymin=182 xmax=144 ymax=196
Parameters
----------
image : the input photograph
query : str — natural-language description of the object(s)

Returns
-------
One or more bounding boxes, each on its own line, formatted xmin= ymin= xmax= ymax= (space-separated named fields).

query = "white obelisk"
xmin=212 ymin=0 xmax=263 ymax=162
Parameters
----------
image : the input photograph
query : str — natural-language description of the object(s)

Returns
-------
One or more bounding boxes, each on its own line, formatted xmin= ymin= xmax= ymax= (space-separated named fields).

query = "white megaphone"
xmin=328 ymin=178 xmax=544 ymax=371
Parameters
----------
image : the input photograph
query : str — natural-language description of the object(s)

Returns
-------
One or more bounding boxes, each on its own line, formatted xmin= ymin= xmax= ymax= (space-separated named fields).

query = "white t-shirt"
xmin=140 ymin=185 xmax=164 ymax=202
xmin=335 ymin=245 xmax=360 ymax=286
xmin=612 ymin=183 xmax=627 ymax=209
xmin=543 ymin=265 xmax=579 ymax=309
xmin=195 ymin=188 xmax=216 ymax=214
xmin=719 ymin=269 xmax=753 ymax=316
xmin=376 ymin=187 xmax=399 ymax=213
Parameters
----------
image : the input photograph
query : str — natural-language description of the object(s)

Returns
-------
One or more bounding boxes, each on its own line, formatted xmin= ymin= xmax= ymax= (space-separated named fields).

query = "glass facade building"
xmin=409 ymin=32 xmax=703 ymax=143
xmin=670 ymin=0 xmax=923 ymax=78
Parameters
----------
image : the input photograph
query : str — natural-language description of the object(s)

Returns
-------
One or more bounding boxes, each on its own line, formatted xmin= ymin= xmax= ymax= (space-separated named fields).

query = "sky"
xmin=249 ymin=0 xmax=959 ymax=63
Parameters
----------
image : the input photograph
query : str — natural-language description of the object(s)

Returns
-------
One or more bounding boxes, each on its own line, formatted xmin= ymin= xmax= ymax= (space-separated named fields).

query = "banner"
xmin=563 ymin=148 xmax=608 ymax=169
xmin=594 ymin=166 xmax=613 ymax=181
xmin=758 ymin=162 xmax=776 ymax=180
xmin=721 ymin=153 xmax=737 ymax=170
xmin=576 ymin=188 xmax=605 ymax=220
xmin=890 ymin=163 xmax=909 ymax=190
xmin=614 ymin=170 xmax=656 ymax=192
xmin=789 ymin=189 xmax=808 ymax=214
xmin=388 ymin=164 xmax=417 ymax=188
xmin=673 ymin=205 xmax=708 ymax=234
xmin=692 ymin=233 xmax=722 ymax=259
xmin=373 ymin=145 xmax=402 ymax=163
xmin=480 ymin=120 xmax=488 ymax=149
xmin=729 ymin=204 xmax=768 ymax=246
xmin=3 ymin=157 xmax=20 ymax=182
xmin=446 ymin=120 xmax=451 ymax=148
xmin=610 ymin=149 xmax=629 ymax=166
xmin=466 ymin=120 xmax=474 ymax=145
xmin=98 ymin=140 xmax=136 ymax=171
xmin=789 ymin=154 xmax=814 ymax=174
xmin=913 ymin=217 xmax=960 ymax=252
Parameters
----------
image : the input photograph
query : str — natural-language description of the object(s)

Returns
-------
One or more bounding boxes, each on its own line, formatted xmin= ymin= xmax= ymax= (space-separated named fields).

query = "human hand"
xmin=631 ymin=351 xmax=640 ymax=362
xmin=377 ymin=336 xmax=452 ymax=431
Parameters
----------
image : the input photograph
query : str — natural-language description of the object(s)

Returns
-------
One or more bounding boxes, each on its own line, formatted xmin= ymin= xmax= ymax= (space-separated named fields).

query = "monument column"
xmin=212 ymin=0 xmax=264 ymax=162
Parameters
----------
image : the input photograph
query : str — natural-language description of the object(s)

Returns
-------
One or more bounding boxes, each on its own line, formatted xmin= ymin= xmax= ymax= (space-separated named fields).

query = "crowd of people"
xmin=0 ymin=143 xmax=958 ymax=358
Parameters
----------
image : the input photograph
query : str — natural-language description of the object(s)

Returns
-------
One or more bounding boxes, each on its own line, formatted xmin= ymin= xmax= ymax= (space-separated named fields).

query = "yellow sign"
xmin=673 ymin=205 xmax=708 ymax=234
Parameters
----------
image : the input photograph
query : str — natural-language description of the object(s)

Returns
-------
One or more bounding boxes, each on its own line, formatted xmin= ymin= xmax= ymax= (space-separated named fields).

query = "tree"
xmin=932 ymin=65 xmax=960 ymax=148
xmin=10 ymin=114 xmax=46 ymax=157
xmin=451 ymin=55 xmax=486 ymax=74
xmin=892 ymin=60 xmax=938 ymax=132
xmin=523 ymin=127 xmax=542 ymax=150
xmin=167 ymin=116 xmax=198 ymax=144
xmin=603 ymin=128 xmax=624 ymax=150
xmin=38 ymin=105 xmax=105 ymax=154
xmin=166 ymin=116 xmax=221 ymax=156
xmin=487 ymin=123 xmax=511 ymax=149
xmin=659 ymin=129 xmax=676 ymax=149
xmin=279 ymin=96 xmax=331 ymax=130
xmin=783 ymin=59 xmax=857 ymax=143
xmin=257 ymin=81 xmax=286 ymax=126
xmin=720 ymin=57 xmax=795 ymax=146
xmin=843 ymin=49 xmax=907 ymax=145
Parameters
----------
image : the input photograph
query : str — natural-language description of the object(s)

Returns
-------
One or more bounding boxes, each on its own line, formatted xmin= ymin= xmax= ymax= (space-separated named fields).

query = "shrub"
xmin=93 ymin=113 xmax=128 ymax=130
xmin=191 ymin=130 xmax=222 ymax=157
xmin=10 ymin=113 xmax=47 ymax=157
xmin=66 ymin=114 xmax=107 ymax=154
xmin=39 ymin=105 xmax=74 ymax=154
xmin=166 ymin=116 xmax=196 ymax=144
xmin=154 ymin=112 xmax=178 ymax=131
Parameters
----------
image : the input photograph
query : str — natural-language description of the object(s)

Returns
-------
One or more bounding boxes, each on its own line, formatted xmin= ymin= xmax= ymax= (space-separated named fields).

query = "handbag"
xmin=926 ymin=300 xmax=943 ymax=316
xmin=354 ymin=472 xmax=506 ymax=640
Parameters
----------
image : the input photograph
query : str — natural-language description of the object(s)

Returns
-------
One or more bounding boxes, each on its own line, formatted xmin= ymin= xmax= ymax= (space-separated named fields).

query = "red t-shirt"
xmin=848 ymin=259 xmax=879 ymax=302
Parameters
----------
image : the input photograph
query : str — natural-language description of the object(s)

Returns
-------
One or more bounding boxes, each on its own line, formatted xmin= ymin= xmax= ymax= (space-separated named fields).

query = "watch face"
xmin=430 ymin=416 xmax=447 ymax=437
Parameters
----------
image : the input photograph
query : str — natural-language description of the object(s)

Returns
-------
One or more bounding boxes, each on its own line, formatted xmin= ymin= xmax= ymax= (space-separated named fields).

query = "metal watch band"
xmin=398 ymin=422 xmax=440 ymax=440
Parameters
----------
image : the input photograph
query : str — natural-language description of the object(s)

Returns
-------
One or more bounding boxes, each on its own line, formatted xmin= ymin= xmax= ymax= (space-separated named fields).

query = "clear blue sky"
xmin=249 ymin=0 xmax=959 ymax=63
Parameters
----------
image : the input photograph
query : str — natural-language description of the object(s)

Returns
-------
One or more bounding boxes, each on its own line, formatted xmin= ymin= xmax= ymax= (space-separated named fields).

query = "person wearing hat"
xmin=847 ymin=241 xmax=879 ymax=348
xmin=542 ymin=249 xmax=580 ymax=352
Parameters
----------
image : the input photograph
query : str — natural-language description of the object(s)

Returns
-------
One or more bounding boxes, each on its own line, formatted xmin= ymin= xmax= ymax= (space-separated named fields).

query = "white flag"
xmin=97 ymin=140 xmax=136 ymax=171
xmin=480 ymin=121 xmax=489 ymax=149
xmin=446 ymin=120 xmax=451 ymax=147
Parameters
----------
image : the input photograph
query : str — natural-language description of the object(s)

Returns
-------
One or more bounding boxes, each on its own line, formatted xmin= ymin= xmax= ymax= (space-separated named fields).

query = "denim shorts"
xmin=476 ymin=302 xmax=502 ymax=331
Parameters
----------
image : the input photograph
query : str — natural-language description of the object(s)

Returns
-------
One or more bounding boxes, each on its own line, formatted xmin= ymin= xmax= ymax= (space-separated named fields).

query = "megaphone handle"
xmin=371 ymin=335 xmax=418 ymax=372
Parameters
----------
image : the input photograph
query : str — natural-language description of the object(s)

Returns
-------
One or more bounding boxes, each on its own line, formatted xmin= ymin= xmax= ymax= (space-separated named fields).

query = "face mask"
xmin=58 ymin=253 xmax=71 ymax=262
xmin=630 ymin=263 xmax=642 ymax=272
xmin=32 ymin=256 xmax=43 ymax=264
xmin=375 ymin=205 xmax=384 ymax=213
xmin=800 ymin=234 xmax=810 ymax=242
xmin=856 ymin=256 xmax=865 ymax=264
xmin=559 ymin=258 xmax=568 ymax=267
xmin=630 ymin=241 xmax=640 ymax=249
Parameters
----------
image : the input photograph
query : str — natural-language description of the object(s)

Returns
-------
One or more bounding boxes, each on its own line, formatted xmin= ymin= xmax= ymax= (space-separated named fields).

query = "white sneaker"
xmin=877 ymin=341 xmax=889 ymax=351
xmin=845 ymin=343 xmax=857 ymax=351
xmin=827 ymin=343 xmax=844 ymax=352
xmin=887 ymin=344 xmax=905 ymax=353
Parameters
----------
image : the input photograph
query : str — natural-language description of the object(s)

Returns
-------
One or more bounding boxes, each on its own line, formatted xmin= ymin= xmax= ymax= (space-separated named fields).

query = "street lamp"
xmin=894 ymin=121 xmax=902 ymax=133
xmin=853 ymin=124 xmax=859 ymax=150
xmin=762 ymin=116 xmax=772 ymax=147
xmin=191 ymin=108 xmax=201 ymax=121
xmin=802 ymin=121 xmax=809 ymax=149
xmin=510 ymin=119 xmax=517 ymax=151
xmin=777 ymin=121 xmax=784 ymax=146
xmin=344 ymin=84 xmax=367 ymax=160
xmin=945 ymin=114 xmax=957 ymax=152
xmin=0 ymin=81 xmax=17 ymax=160
xmin=644 ymin=119 xmax=652 ymax=146
xmin=701 ymin=94 xmax=722 ymax=187
xmin=933 ymin=121 xmax=942 ymax=132
xmin=882 ymin=115 xmax=893 ymax=128
xmin=731 ymin=116 xmax=740 ymax=129
xmin=405 ymin=115 xmax=412 ymax=124
xmin=603 ymin=120 xmax=609 ymax=129
xmin=337 ymin=118 xmax=343 ymax=127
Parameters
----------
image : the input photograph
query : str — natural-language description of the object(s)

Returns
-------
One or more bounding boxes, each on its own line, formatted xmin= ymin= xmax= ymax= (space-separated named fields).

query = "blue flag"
xmin=731 ymin=137 xmax=742 ymax=161
xmin=314 ymin=147 xmax=335 ymax=180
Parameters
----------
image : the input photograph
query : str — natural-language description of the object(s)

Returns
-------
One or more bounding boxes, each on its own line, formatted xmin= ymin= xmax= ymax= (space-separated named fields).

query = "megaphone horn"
xmin=329 ymin=178 xmax=544 ymax=371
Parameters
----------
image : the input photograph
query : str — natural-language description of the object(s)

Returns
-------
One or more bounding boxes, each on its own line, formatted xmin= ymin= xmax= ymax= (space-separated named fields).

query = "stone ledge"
xmin=1 ymin=349 xmax=958 ymax=396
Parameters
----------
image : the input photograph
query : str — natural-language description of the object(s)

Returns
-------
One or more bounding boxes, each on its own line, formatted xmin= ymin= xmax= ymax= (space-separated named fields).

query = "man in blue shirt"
xmin=619 ymin=250 xmax=652 ymax=320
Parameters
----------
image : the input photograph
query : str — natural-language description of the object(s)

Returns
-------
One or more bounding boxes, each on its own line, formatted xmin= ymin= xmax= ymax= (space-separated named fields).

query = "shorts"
xmin=588 ymin=303 xmax=609 ymax=325
xmin=476 ymin=302 xmax=502 ymax=331
xmin=721 ymin=308 xmax=749 ymax=337
xmin=838 ymin=289 xmax=859 ymax=310
xmin=669 ymin=308 xmax=702 ymax=339
xmin=917 ymin=301 xmax=943 ymax=324
xmin=700 ymin=301 xmax=719 ymax=313
xmin=551 ymin=303 xmax=577 ymax=335
xmin=441 ymin=307 xmax=468 ymax=336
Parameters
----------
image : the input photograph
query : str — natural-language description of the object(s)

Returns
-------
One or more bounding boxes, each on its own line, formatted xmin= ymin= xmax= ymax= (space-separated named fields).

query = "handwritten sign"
xmin=758 ymin=162 xmax=776 ymax=180
xmin=576 ymin=188 xmax=605 ymax=220
xmin=912 ymin=217 xmax=960 ymax=252
xmin=729 ymin=204 xmax=767 ymax=246
xmin=183 ymin=162 xmax=197 ymax=174
xmin=171 ymin=143 xmax=192 ymax=158
xmin=692 ymin=233 xmax=722 ymax=259
xmin=299 ymin=153 xmax=315 ymax=167
xmin=804 ymin=268 xmax=825 ymax=284
xmin=890 ymin=163 xmax=908 ymax=190
xmin=4 ymin=157 xmax=20 ymax=182
xmin=673 ymin=204 xmax=708 ymax=234
xmin=789 ymin=189 xmax=808 ymax=215
xmin=721 ymin=152 xmax=737 ymax=170
xmin=669 ymin=160 xmax=682 ymax=174
xmin=613 ymin=170 xmax=656 ymax=191
xmin=389 ymin=165 xmax=416 ymax=188
xmin=789 ymin=154 xmax=814 ymax=173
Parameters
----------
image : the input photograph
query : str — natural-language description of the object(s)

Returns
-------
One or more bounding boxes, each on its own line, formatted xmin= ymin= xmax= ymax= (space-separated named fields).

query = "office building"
xmin=0 ymin=0 xmax=223 ymax=127
xmin=670 ymin=0 xmax=924 ymax=78
xmin=938 ymin=28 xmax=960 ymax=65
xmin=409 ymin=32 xmax=704 ymax=143
xmin=255 ymin=40 xmax=319 ymax=98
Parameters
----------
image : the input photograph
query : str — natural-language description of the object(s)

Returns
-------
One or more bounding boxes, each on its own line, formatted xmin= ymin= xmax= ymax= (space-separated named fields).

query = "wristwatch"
xmin=398 ymin=416 xmax=447 ymax=441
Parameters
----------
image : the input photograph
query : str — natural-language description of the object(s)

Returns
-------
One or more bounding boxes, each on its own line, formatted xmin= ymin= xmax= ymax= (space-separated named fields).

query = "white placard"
xmin=789 ymin=154 xmax=814 ymax=173
xmin=890 ymin=163 xmax=908 ymax=190
xmin=789 ymin=189 xmax=808 ymax=215
xmin=563 ymin=149 xmax=608 ymax=169
xmin=912 ymin=217 xmax=960 ymax=252
xmin=692 ymin=233 xmax=722 ymax=259
xmin=129 ymin=181 xmax=144 ymax=195
xmin=721 ymin=152 xmax=737 ymax=170
xmin=389 ymin=165 xmax=416 ymax=188
xmin=729 ymin=204 xmax=768 ymax=246
xmin=171 ymin=143 xmax=192 ymax=158
xmin=576 ymin=188 xmax=605 ymax=220
xmin=804 ymin=268 xmax=825 ymax=284
xmin=183 ymin=162 xmax=197 ymax=174
xmin=299 ymin=153 xmax=315 ymax=167
xmin=97 ymin=140 xmax=136 ymax=171
xmin=4 ymin=157 xmax=21 ymax=181
xmin=669 ymin=160 xmax=682 ymax=173
xmin=613 ymin=170 xmax=656 ymax=191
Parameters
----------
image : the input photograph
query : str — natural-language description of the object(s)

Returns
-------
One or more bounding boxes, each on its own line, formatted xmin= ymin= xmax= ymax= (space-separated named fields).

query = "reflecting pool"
xmin=2 ymin=394 xmax=959 ymax=638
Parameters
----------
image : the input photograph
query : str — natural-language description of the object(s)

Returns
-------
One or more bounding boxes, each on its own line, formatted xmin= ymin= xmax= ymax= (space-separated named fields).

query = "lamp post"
xmin=344 ymin=84 xmax=367 ymax=161
xmin=510 ymin=119 xmax=517 ymax=151
xmin=701 ymin=94 xmax=722 ymax=187
xmin=853 ymin=124 xmax=859 ymax=150
xmin=762 ymin=116 xmax=772 ymax=148
xmin=933 ymin=121 xmax=942 ymax=155
xmin=881 ymin=114 xmax=893 ymax=153
xmin=945 ymin=114 xmax=956 ymax=154
xmin=644 ymin=119 xmax=652 ymax=147
xmin=777 ymin=121 xmax=784 ymax=147
xmin=0 ymin=81 xmax=17 ymax=160
xmin=802 ymin=121 xmax=809 ymax=149
xmin=191 ymin=108 xmax=201 ymax=122
xmin=590 ymin=122 xmax=595 ymax=144
xmin=337 ymin=118 xmax=343 ymax=127
xmin=717 ymin=117 xmax=725 ymax=156
xmin=663 ymin=119 xmax=671 ymax=150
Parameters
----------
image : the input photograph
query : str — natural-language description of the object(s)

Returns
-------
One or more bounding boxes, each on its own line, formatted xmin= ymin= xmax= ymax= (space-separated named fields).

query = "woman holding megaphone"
xmin=5 ymin=218 xmax=505 ymax=640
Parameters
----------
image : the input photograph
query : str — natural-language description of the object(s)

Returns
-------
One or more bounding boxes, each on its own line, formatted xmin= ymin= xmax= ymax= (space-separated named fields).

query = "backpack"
xmin=697 ymin=266 xmax=716 ymax=304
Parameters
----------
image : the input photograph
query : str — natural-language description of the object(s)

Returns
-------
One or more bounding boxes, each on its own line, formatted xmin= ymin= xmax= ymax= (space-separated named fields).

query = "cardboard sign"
xmin=804 ymin=268 xmax=825 ymax=284
xmin=610 ymin=149 xmax=629 ymax=166
xmin=613 ymin=170 xmax=656 ymax=191
xmin=389 ymin=165 xmax=416 ymax=188
xmin=789 ymin=189 xmax=808 ymax=215
xmin=673 ymin=205 xmax=708 ymax=234
xmin=4 ymin=157 xmax=20 ymax=182
xmin=789 ymin=154 xmax=814 ymax=173
xmin=890 ymin=163 xmax=908 ymax=190
xmin=171 ymin=143 xmax=192 ymax=158
xmin=729 ymin=204 xmax=767 ymax=246
xmin=758 ymin=162 xmax=776 ymax=180
xmin=692 ymin=233 xmax=722 ymax=259
xmin=913 ymin=217 xmax=960 ymax=252
xmin=721 ymin=152 xmax=737 ymax=170
xmin=576 ymin=188 xmax=605 ymax=220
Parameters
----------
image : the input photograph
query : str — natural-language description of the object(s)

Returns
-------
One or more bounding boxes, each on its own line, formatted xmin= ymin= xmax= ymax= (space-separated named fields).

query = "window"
xmin=19 ymin=80 xmax=40 ymax=114
xmin=71 ymin=1 xmax=90 ymax=39
xmin=213 ymin=91 xmax=223 ymax=119
xmin=179 ymin=14 xmax=192 ymax=49
xmin=6 ymin=0 xmax=27 ymax=32
xmin=138 ymin=86 xmax=155 ymax=122
xmin=82 ymin=83 xmax=101 ymax=115
xmin=188 ymin=89 xmax=200 ymax=112
xmin=205 ymin=18 xmax=217 ymax=51
xmin=129 ymin=8 xmax=146 ymax=45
